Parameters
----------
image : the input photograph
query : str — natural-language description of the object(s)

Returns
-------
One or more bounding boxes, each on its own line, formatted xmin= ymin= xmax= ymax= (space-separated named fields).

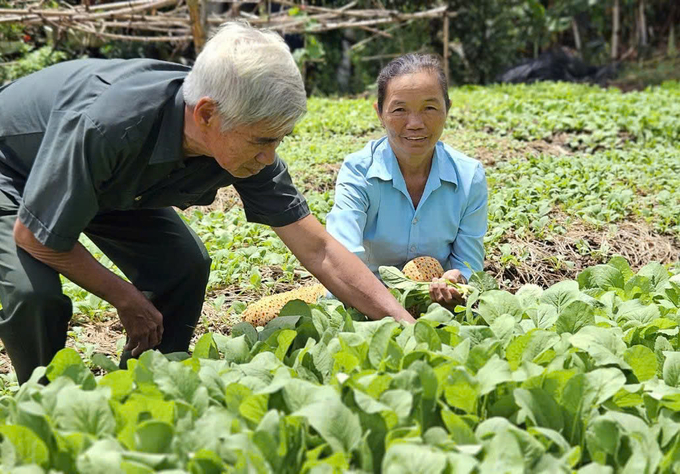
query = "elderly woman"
xmin=327 ymin=53 xmax=488 ymax=308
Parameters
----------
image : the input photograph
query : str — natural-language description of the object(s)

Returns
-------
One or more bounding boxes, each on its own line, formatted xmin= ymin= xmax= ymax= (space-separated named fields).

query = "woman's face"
xmin=376 ymin=70 xmax=448 ymax=165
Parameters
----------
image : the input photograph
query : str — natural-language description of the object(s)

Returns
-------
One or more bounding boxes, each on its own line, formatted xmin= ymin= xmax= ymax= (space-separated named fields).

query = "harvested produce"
xmin=402 ymin=256 xmax=445 ymax=282
xmin=242 ymin=283 xmax=326 ymax=326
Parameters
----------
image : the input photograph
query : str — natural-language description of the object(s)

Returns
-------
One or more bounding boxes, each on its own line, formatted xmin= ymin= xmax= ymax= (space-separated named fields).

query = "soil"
xmin=486 ymin=211 xmax=679 ymax=291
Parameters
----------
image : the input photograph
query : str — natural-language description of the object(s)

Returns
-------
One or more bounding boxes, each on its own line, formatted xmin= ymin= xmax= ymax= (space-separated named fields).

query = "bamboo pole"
xmin=0 ymin=0 xmax=179 ymax=24
xmin=443 ymin=11 xmax=449 ymax=84
xmin=0 ymin=2 xmax=455 ymax=41
xmin=186 ymin=0 xmax=206 ymax=52
xmin=351 ymin=21 xmax=406 ymax=50
xmin=572 ymin=18 xmax=581 ymax=53
xmin=638 ymin=0 xmax=647 ymax=47
xmin=612 ymin=0 xmax=620 ymax=60
xmin=69 ymin=22 xmax=191 ymax=42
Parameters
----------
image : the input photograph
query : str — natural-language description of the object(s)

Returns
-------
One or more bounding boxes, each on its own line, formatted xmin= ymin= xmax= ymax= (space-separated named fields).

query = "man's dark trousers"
xmin=0 ymin=192 xmax=211 ymax=384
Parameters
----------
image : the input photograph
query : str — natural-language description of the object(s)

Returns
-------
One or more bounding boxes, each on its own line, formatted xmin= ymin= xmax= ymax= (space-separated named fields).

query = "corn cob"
xmin=242 ymin=283 xmax=326 ymax=327
xmin=402 ymin=256 xmax=444 ymax=282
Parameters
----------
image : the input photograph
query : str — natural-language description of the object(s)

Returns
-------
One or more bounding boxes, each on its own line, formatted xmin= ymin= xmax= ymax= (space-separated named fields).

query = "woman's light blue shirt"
xmin=326 ymin=137 xmax=488 ymax=281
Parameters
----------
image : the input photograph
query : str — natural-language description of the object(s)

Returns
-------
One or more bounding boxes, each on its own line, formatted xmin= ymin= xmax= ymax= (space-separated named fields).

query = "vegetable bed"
xmin=2 ymin=257 xmax=680 ymax=473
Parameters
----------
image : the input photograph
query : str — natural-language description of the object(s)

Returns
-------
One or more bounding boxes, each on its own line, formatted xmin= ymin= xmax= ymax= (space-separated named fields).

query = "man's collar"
xmin=149 ymin=82 xmax=186 ymax=165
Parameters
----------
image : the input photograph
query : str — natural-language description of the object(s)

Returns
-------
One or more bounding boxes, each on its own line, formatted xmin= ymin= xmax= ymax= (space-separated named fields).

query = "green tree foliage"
xmin=2 ymin=1 xmax=679 ymax=91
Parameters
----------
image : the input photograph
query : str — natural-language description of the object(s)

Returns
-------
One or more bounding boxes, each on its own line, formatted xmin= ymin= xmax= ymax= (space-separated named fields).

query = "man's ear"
xmin=193 ymin=97 xmax=218 ymax=129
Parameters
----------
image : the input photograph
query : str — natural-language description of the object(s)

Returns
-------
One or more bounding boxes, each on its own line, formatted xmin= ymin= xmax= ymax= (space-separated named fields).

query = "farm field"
xmin=0 ymin=80 xmax=679 ymax=472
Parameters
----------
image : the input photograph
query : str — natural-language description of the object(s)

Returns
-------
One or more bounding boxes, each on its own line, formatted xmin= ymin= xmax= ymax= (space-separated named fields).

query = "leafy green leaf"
xmin=477 ymin=290 xmax=524 ymax=324
xmin=45 ymin=348 xmax=94 ymax=387
xmin=663 ymin=352 xmax=680 ymax=388
xmin=569 ymin=326 xmax=629 ymax=369
xmin=477 ymin=355 xmax=513 ymax=395
xmin=193 ymin=333 xmax=219 ymax=359
xmin=624 ymin=345 xmax=657 ymax=382
xmin=293 ymin=398 xmax=362 ymax=453
xmin=514 ymin=388 xmax=564 ymax=431
xmin=441 ymin=408 xmax=477 ymax=445
xmin=134 ymin=421 xmax=173 ymax=454
xmin=215 ymin=334 xmax=251 ymax=364
xmin=91 ymin=353 xmax=120 ymax=373
xmin=638 ymin=262 xmax=670 ymax=291
xmin=562 ymin=368 xmax=626 ymax=416
xmin=368 ymin=319 xmax=400 ymax=368
xmin=0 ymin=425 xmax=49 ymax=467
xmin=555 ymin=301 xmax=595 ymax=335
xmin=541 ymin=280 xmax=581 ymax=312
xmin=577 ymin=264 xmax=625 ymax=291
xmin=506 ymin=330 xmax=559 ymax=370
xmin=382 ymin=442 xmax=448 ymax=474
xmin=53 ymin=386 xmax=116 ymax=437
xmin=230 ymin=322 xmax=259 ymax=348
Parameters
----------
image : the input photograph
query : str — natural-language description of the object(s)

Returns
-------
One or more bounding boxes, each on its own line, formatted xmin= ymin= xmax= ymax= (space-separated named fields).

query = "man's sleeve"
xmin=18 ymin=110 xmax=117 ymax=251
xmin=325 ymin=160 xmax=370 ymax=263
xmin=232 ymin=155 xmax=309 ymax=227
xmin=449 ymin=163 xmax=488 ymax=281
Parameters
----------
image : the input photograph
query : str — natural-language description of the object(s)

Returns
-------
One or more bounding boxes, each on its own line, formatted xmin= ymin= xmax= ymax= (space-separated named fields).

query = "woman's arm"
xmin=448 ymin=163 xmax=488 ymax=280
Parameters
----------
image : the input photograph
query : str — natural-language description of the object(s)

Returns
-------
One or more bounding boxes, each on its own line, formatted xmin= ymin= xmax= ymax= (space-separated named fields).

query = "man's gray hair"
xmin=183 ymin=21 xmax=307 ymax=134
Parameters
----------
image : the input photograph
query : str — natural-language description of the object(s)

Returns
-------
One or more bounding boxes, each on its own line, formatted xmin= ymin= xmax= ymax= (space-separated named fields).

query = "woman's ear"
xmin=373 ymin=102 xmax=384 ymax=127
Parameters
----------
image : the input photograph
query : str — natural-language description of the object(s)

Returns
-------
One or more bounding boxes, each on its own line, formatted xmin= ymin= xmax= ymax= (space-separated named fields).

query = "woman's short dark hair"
xmin=376 ymin=53 xmax=451 ymax=114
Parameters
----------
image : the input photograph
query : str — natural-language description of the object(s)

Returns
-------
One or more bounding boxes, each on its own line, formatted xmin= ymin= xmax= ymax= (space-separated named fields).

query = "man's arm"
xmin=13 ymin=219 xmax=163 ymax=357
xmin=273 ymin=215 xmax=416 ymax=324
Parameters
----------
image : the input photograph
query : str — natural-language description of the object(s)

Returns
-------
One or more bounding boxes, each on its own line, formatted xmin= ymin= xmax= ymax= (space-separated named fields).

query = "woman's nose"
xmin=406 ymin=113 xmax=425 ymax=128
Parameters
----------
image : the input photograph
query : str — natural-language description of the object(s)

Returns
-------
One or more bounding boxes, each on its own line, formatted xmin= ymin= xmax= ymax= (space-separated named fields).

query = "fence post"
xmin=443 ymin=11 xmax=449 ymax=84
xmin=187 ymin=0 xmax=206 ymax=53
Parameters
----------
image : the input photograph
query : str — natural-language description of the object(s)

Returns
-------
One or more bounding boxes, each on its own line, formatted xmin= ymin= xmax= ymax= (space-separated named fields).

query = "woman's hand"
xmin=429 ymin=269 xmax=467 ymax=309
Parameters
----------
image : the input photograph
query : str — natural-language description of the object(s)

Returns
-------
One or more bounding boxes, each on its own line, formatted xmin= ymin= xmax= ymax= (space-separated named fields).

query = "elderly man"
xmin=0 ymin=22 xmax=415 ymax=384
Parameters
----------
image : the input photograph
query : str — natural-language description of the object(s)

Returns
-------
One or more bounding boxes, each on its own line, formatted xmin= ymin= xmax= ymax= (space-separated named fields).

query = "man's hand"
xmin=274 ymin=215 xmax=416 ymax=324
xmin=429 ymin=269 xmax=467 ymax=309
xmin=13 ymin=218 xmax=165 ymax=355
xmin=116 ymin=292 xmax=164 ymax=357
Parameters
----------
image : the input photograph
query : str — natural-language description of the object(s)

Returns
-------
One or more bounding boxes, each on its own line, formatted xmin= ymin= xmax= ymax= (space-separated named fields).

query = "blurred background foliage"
xmin=1 ymin=0 xmax=679 ymax=92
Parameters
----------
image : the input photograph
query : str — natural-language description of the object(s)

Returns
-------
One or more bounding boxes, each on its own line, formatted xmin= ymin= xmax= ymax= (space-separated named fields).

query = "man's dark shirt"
xmin=0 ymin=58 xmax=309 ymax=252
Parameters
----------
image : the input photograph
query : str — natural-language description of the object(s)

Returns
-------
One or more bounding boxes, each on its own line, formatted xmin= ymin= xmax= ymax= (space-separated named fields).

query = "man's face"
xmin=204 ymin=119 xmax=286 ymax=178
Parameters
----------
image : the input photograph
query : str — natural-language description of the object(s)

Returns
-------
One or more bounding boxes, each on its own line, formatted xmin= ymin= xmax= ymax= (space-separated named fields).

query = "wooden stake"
xmin=612 ymin=0 xmax=620 ymax=60
xmin=572 ymin=18 xmax=581 ymax=53
xmin=638 ymin=0 xmax=647 ymax=47
xmin=187 ymin=0 xmax=205 ymax=52
xmin=443 ymin=11 xmax=449 ymax=84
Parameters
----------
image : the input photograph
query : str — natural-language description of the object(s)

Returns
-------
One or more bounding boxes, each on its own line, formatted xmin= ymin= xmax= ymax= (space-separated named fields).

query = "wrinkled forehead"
xmin=233 ymin=120 xmax=293 ymax=142
xmin=384 ymin=71 xmax=446 ymax=102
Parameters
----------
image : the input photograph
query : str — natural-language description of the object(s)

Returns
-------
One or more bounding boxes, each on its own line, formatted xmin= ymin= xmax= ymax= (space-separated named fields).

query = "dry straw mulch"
xmin=486 ymin=214 xmax=679 ymax=291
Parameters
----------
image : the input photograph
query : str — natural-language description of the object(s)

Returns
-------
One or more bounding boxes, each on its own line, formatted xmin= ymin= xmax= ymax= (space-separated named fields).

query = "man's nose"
xmin=255 ymin=148 xmax=276 ymax=166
